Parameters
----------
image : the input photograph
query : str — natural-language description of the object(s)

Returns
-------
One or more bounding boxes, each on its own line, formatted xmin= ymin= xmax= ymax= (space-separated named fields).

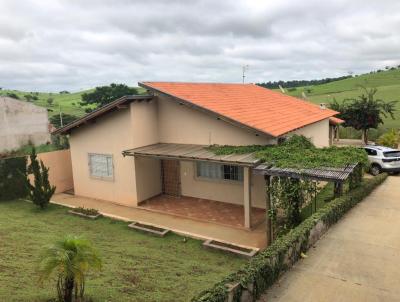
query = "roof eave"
xmin=52 ymin=94 xmax=153 ymax=135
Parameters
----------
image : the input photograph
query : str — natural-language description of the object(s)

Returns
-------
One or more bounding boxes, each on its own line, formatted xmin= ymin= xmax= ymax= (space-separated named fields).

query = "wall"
xmin=33 ymin=149 xmax=74 ymax=193
xmin=0 ymin=97 xmax=50 ymax=153
xmin=292 ymin=119 xmax=330 ymax=147
xmin=69 ymin=108 xmax=137 ymax=206
xmin=157 ymin=94 xmax=275 ymax=145
xmin=180 ymin=161 xmax=266 ymax=209
xmin=69 ymin=100 xmax=161 ymax=206
xmin=131 ymin=100 xmax=162 ymax=203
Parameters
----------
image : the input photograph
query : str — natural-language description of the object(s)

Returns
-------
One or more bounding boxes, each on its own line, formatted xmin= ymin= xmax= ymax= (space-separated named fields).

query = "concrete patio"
xmin=52 ymin=193 xmax=268 ymax=249
xmin=258 ymin=175 xmax=400 ymax=302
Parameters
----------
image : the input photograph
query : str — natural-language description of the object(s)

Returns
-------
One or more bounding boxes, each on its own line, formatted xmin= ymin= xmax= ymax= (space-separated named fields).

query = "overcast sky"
xmin=1 ymin=0 xmax=400 ymax=92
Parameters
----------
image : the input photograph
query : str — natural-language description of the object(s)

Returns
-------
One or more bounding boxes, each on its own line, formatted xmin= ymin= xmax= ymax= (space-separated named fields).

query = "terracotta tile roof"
xmin=329 ymin=116 xmax=345 ymax=125
xmin=140 ymin=82 xmax=339 ymax=137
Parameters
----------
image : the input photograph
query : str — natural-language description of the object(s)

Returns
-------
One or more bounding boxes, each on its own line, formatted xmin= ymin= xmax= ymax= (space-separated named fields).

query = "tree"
xmin=38 ymin=235 xmax=102 ymax=302
xmin=47 ymin=97 xmax=54 ymax=106
xmin=80 ymin=83 xmax=138 ymax=111
xmin=25 ymin=147 xmax=56 ymax=209
xmin=24 ymin=94 xmax=34 ymax=102
xmin=50 ymin=113 xmax=79 ymax=128
xmin=377 ymin=129 xmax=400 ymax=148
xmin=6 ymin=92 xmax=19 ymax=99
xmin=330 ymin=87 xmax=397 ymax=144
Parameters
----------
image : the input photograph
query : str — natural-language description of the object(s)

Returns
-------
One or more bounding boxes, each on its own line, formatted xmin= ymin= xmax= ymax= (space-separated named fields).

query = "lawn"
xmin=0 ymin=200 xmax=245 ymax=302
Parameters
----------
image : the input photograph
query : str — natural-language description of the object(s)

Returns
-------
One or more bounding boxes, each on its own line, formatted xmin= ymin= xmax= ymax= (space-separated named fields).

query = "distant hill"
xmin=0 ymin=86 xmax=146 ymax=118
xmin=272 ymin=68 xmax=400 ymax=139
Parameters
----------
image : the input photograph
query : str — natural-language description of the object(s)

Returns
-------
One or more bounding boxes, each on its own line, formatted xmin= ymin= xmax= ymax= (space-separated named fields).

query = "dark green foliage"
xmin=50 ymin=113 xmax=79 ymax=128
xmin=25 ymin=148 xmax=56 ymax=209
xmin=209 ymin=135 xmax=369 ymax=170
xmin=330 ymin=86 xmax=397 ymax=144
xmin=6 ymin=92 xmax=19 ymax=99
xmin=51 ymin=134 xmax=70 ymax=149
xmin=257 ymin=75 xmax=352 ymax=89
xmin=80 ymin=83 xmax=138 ymax=111
xmin=0 ymin=156 xmax=28 ymax=201
xmin=192 ymin=173 xmax=388 ymax=302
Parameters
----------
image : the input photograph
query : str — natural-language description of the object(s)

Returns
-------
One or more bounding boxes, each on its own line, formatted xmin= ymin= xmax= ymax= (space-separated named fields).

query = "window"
xmin=196 ymin=162 xmax=243 ymax=182
xmin=364 ymin=148 xmax=377 ymax=156
xmin=88 ymin=153 xmax=113 ymax=179
xmin=383 ymin=151 xmax=400 ymax=158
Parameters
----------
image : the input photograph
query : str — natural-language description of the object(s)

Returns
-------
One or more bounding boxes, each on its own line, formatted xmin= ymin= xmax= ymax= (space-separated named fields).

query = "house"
xmin=54 ymin=82 xmax=339 ymax=230
xmin=0 ymin=97 xmax=51 ymax=153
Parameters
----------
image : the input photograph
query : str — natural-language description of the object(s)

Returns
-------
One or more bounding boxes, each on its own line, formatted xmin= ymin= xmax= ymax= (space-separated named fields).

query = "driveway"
xmin=259 ymin=175 xmax=400 ymax=302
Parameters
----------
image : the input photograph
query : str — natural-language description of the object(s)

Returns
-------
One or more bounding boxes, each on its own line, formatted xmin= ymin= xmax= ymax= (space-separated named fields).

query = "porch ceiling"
xmin=122 ymin=143 xmax=260 ymax=166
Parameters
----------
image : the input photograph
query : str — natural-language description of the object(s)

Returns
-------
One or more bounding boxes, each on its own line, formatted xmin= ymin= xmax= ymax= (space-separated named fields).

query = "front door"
xmin=161 ymin=159 xmax=181 ymax=196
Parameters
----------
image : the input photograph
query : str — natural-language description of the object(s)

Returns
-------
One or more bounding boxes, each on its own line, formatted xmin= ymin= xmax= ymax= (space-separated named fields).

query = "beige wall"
xmin=180 ymin=160 xmax=266 ymax=209
xmin=32 ymin=149 xmax=74 ymax=193
xmin=157 ymin=94 xmax=275 ymax=146
xmin=292 ymin=119 xmax=330 ymax=147
xmin=69 ymin=108 xmax=137 ymax=206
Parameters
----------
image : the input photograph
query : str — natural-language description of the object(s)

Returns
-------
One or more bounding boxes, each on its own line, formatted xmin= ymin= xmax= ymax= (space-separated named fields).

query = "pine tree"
xmin=26 ymin=147 xmax=56 ymax=209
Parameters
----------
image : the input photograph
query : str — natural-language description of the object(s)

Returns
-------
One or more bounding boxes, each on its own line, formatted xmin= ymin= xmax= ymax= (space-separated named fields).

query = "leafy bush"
xmin=377 ymin=129 xmax=399 ymax=148
xmin=0 ymin=156 xmax=28 ymax=201
xmin=72 ymin=207 xmax=100 ymax=216
xmin=192 ymin=173 xmax=387 ymax=302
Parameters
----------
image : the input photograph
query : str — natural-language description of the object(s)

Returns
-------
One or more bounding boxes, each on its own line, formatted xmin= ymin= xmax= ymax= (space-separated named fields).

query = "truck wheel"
xmin=370 ymin=164 xmax=381 ymax=176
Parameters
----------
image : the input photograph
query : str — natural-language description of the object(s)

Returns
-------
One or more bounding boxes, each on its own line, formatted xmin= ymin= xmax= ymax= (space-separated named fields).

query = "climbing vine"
xmin=208 ymin=135 xmax=369 ymax=170
xmin=268 ymin=177 xmax=318 ymax=238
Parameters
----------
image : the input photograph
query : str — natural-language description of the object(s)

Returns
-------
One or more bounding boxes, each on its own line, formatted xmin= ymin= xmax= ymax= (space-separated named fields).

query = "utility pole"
xmin=242 ymin=65 xmax=249 ymax=84
xmin=59 ymin=104 xmax=63 ymax=127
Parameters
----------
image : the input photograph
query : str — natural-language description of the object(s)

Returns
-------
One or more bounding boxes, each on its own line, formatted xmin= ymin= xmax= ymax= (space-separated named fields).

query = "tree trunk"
xmin=362 ymin=129 xmax=368 ymax=145
xmin=64 ymin=277 xmax=74 ymax=302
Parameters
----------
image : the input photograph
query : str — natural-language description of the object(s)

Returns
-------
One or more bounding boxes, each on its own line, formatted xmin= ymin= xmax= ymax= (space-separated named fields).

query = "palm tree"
xmin=38 ymin=235 xmax=102 ymax=302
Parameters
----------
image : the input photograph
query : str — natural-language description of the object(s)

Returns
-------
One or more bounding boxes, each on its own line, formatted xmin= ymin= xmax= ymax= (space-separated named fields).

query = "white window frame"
xmin=195 ymin=161 xmax=243 ymax=183
xmin=88 ymin=153 xmax=114 ymax=181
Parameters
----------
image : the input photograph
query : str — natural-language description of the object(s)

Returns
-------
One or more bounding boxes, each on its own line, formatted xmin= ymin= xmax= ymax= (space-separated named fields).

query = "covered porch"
xmin=123 ymin=143 xmax=265 ymax=229
xmin=139 ymin=194 xmax=266 ymax=229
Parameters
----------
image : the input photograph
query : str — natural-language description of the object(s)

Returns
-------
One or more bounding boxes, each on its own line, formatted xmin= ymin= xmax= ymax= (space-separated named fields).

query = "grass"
xmin=279 ymin=69 xmax=400 ymax=139
xmin=0 ymin=200 xmax=245 ymax=302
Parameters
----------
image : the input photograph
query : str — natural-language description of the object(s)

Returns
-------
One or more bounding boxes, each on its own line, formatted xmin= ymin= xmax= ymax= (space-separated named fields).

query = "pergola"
xmin=253 ymin=163 xmax=358 ymax=244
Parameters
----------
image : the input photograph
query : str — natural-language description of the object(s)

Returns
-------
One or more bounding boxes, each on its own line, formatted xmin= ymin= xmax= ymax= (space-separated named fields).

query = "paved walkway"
xmin=52 ymin=193 xmax=267 ymax=249
xmin=259 ymin=175 xmax=400 ymax=302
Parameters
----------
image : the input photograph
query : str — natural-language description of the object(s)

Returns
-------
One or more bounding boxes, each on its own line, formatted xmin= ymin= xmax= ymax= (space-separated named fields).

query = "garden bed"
xmin=68 ymin=206 xmax=102 ymax=219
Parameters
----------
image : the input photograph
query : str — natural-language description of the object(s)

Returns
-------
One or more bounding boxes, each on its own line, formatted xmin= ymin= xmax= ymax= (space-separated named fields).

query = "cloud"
xmin=0 ymin=0 xmax=399 ymax=91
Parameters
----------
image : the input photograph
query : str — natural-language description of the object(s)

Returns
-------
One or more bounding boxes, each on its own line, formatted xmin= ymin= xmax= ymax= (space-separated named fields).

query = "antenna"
xmin=242 ymin=65 xmax=249 ymax=84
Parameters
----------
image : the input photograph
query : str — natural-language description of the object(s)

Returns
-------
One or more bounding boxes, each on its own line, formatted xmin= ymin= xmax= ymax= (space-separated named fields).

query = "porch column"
xmin=244 ymin=166 xmax=252 ymax=228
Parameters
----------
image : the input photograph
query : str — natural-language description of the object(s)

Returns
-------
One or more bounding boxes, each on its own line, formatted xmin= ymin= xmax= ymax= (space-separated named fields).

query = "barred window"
xmin=196 ymin=162 xmax=243 ymax=182
xmin=88 ymin=154 xmax=113 ymax=179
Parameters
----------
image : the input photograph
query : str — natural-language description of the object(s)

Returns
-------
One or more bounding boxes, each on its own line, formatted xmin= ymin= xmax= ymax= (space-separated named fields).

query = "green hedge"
xmin=192 ymin=173 xmax=388 ymax=302
xmin=0 ymin=156 xmax=28 ymax=201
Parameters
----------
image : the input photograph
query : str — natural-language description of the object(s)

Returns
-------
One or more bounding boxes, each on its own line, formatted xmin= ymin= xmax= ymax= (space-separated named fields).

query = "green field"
xmin=280 ymin=69 xmax=400 ymax=139
xmin=0 ymin=200 xmax=244 ymax=302
xmin=0 ymin=86 xmax=146 ymax=118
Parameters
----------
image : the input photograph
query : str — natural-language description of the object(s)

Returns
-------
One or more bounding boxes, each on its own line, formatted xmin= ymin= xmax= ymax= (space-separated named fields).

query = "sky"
xmin=1 ymin=0 xmax=400 ymax=92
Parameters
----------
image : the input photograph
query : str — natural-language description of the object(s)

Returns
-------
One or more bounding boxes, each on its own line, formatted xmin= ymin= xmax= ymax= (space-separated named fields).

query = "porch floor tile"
xmin=140 ymin=195 xmax=265 ymax=229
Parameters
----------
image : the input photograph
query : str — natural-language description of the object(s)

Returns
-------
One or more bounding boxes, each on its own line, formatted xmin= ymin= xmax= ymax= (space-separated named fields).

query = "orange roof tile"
xmin=140 ymin=82 xmax=338 ymax=137
xmin=329 ymin=116 xmax=345 ymax=125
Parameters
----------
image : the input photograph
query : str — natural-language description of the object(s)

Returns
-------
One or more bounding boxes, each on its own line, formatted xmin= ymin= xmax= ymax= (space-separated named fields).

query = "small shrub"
xmin=73 ymin=207 xmax=99 ymax=216
xmin=377 ymin=129 xmax=399 ymax=148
